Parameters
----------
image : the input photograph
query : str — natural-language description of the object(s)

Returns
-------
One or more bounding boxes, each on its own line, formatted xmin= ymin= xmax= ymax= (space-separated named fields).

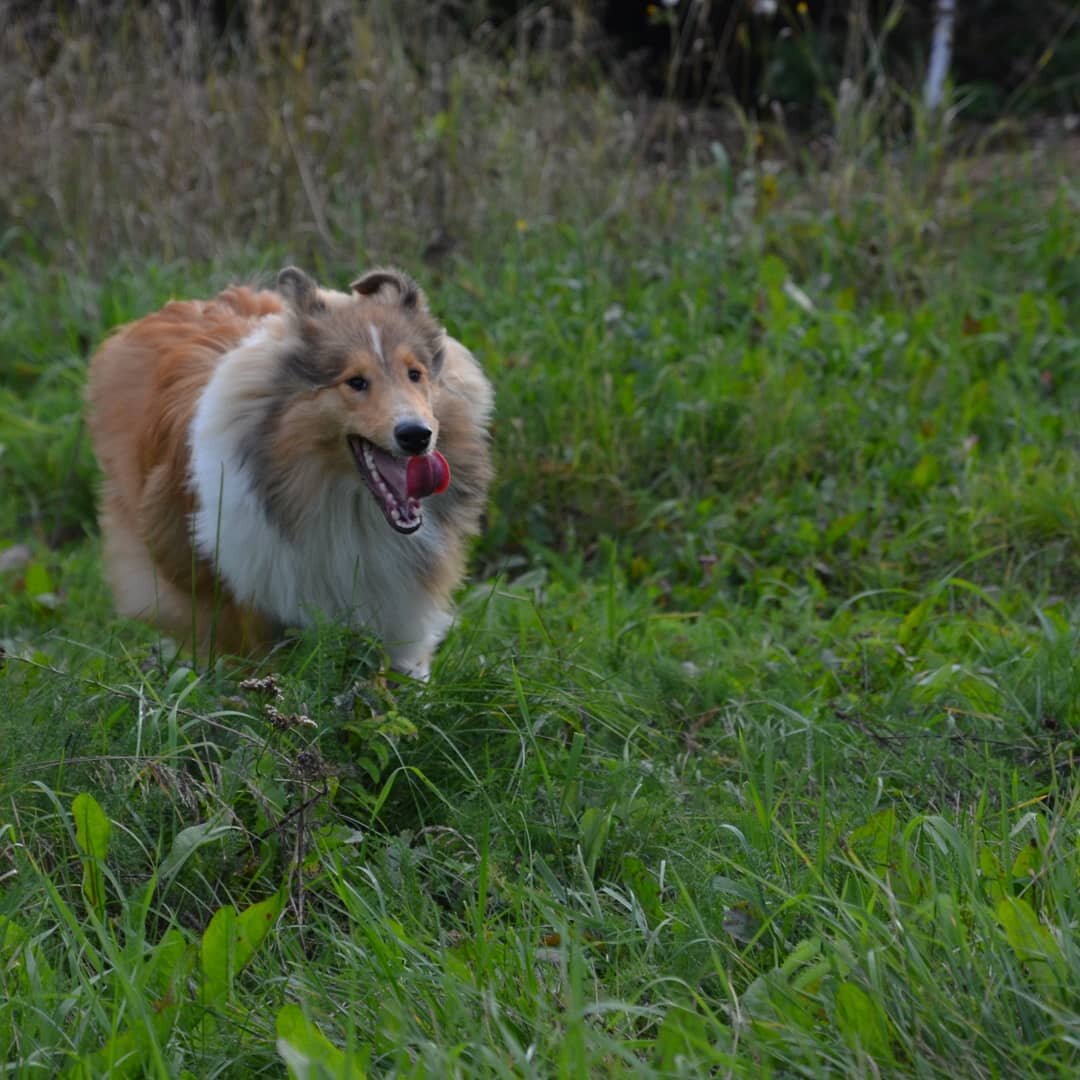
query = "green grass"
xmin=3 ymin=7 xmax=1080 ymax=1073
xmin=3 ymin=175 xmax=1078 ymax=1075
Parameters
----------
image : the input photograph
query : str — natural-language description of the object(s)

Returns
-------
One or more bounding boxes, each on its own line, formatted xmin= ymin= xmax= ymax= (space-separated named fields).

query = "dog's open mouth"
xmin=348 ymin=437 xmax=450 ymax=535
xmin=349 ymin=436 xmax=423 ymax=533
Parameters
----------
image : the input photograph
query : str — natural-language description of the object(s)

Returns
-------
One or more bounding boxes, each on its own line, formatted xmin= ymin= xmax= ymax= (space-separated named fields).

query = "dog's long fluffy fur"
xmin=87 ymin=266 xmax=493 ymax=678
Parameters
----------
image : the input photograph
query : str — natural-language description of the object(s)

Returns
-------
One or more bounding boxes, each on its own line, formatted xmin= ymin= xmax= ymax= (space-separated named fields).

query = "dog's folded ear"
xmin=349 ymin=267 xmax=427 ymax=312
xmin=277 ymin=266 xmax=324 ymax=315
xmin=430 ymin=342 xmax=446 ymax=377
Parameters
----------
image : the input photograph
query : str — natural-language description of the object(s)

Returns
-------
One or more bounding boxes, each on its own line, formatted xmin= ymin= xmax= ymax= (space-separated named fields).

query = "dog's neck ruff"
xmin=187 ymin=329 xmax=451 ymax=677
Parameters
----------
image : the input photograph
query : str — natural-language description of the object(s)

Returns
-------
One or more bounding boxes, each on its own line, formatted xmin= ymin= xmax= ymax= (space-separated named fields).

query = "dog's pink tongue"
xmin=406 ymin=451 xmax=450 ymax=499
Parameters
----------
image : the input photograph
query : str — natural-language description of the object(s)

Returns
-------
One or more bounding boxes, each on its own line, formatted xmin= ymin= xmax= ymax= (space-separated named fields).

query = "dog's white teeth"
xmin=357 ymin=439 xmax=422 ymax=531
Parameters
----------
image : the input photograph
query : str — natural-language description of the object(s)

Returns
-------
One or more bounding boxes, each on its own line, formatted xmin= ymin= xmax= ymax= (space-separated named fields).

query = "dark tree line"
xmin=8 ymin=1 xmax=1079 ymax=121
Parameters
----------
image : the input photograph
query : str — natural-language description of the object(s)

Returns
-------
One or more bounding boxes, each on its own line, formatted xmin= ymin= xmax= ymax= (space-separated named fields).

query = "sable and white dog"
xmin=87 ymin=266 xmax=493 ymax=679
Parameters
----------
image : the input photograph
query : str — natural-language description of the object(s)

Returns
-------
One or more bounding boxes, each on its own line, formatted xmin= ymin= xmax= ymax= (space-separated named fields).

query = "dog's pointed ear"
xmin=430 ymin=341 xmax=446 ymax=378
xmin=349 ymin=267 xmax=427 ymax=312
xmin=277 ymin=266 xmax=324 ymax=315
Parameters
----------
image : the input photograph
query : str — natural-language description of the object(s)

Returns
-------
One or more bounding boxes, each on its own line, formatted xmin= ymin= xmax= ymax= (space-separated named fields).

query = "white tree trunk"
xmin=924 ymin=0 xmax=957 ymax=111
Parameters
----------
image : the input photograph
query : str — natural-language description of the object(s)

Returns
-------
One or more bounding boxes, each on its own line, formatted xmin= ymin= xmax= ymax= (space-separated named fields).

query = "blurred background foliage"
xmin=1 ymin=0 xmax=1078 ymax=277
xmin=7 ymin=1 xmax=1079 ymax=119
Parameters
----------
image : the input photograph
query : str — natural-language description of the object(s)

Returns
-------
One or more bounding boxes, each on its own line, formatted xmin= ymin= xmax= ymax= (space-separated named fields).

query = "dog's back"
xmin=87 ymin=287 xmax=284 ymax=650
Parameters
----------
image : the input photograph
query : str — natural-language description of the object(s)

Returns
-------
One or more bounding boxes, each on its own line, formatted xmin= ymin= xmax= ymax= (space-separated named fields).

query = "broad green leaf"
xmin=158 ymin=819 xmax=235 ymax=884
xmin=978 ymin=847 xmax=1007 ymax=902
xmin=64 ymin=928 xmax=193 ymax=1080
xmin=1010 ymin=838 xmax=1042 ymax=882
xmin=961 ymin=379 xmax=991 ymax=424
xmin=847 ymin=808 xmax=897 ymax=870
xmin=995 ymin=895 xmax=1064 ymax=991
xmin=909 ymin=454 xmax=940 ymax=490
xmin=0 ymin=914 xmax=56 ymax=991
xmin=1016 ymin=291 xmax=1041 ymax=337
xmin=742 ymin=937 xmax=835 ymax=1029
xmin=579 ymin=805 xmax=612 ymax=878
xmin=721 ymin=902 xmax=763 ymax=944
xmin=201 ymin=889 xmax=285 ymax=1008
xmin=835 ymin=286 xmax=856 ymax=311
xmin=234 ymin=889 xmax=285 ymax=959
xmin=64 ymin=1029 xmax=143 ymax=1079
xmin=835 ymin=981 xmax=891 ymax=1059
xmin=65 ymin=1014 xmax=176 ymax=1080
xmin=276 ymin=1003 xmax=367 ymax=1079
xmin=72 ymin=793 xmax=111 ymax=915
xmin=780 ymin=936 xmax=824 ymax=979
xmin=655 ymin=1003 xmax=709 ymax=1074
xmin=146 ymin=927 xmax=195 ymax=1002
xmin=72 ymin=793 xmax=111 ymax=861
xmin=622 ymin=854 xmax=664 ymax=926
xmin=1033 ymin=603 xmax=1069 ymax=642
xmin=825 ymin=510 xmax=863 ymax=546
xmin=23 ymin=560 xmax=54 ymax=599
xmin=0 ymin=914 xmax=27 ymax=953
xmin=759 ymin=254 xmax=788 ymax=289
xmin=898 ymin=595 xmax=935 ymax=646
xmin=911 ymin=892 xmax=967 ymax=949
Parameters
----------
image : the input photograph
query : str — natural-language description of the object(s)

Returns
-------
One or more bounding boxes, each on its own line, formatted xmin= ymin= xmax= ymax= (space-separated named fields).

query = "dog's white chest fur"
xmin=188 ymin=335 xmax=451 ymax=678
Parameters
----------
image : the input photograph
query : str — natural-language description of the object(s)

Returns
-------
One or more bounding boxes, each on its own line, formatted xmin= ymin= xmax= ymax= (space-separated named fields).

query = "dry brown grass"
xmin=3 ymin=0 xmax=1075 ymax=294
xmin=1 ymin=1 xmax=689 ymax=271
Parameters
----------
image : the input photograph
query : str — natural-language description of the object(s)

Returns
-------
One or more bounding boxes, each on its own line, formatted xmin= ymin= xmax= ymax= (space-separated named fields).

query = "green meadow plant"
xmin=2 ymin=2 xmax=1079 ymax=1076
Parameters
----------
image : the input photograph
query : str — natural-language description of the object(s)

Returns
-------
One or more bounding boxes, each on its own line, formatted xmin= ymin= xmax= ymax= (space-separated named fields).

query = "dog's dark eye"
xmin=408 ymin=369 xmax=422 ymax=383
xmin=346 ymin=375 xmax=369 ymax=392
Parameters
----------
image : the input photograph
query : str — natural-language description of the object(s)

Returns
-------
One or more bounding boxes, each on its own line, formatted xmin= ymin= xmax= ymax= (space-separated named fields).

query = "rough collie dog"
xmin=87 ymin=266 xmax=493 ymax=679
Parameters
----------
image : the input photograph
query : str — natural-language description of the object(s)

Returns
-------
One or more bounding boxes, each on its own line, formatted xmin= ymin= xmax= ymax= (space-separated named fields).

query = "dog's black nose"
xmin=395 ymin=422 xmax=432 ymax=455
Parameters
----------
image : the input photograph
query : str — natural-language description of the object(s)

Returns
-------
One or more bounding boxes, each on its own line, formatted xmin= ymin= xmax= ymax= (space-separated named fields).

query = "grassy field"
xmin=2 ymin=5 xmax=1080 ymax=1078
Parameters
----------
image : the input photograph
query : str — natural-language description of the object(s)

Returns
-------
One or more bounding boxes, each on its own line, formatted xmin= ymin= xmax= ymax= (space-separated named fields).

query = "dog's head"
xmin=269 ymin=265 xmax=447 ymax=534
